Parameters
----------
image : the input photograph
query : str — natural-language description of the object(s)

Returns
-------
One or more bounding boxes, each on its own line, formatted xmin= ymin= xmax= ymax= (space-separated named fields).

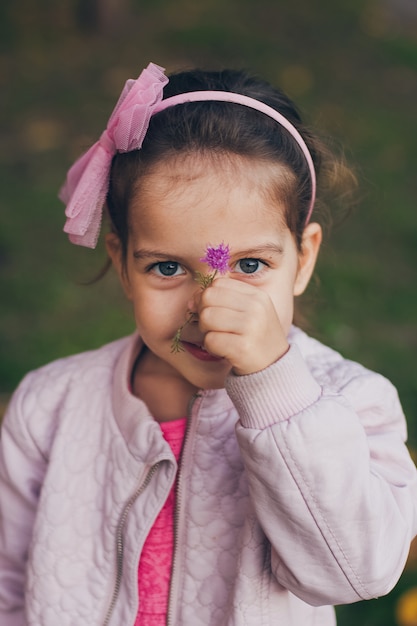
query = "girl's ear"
xmin=293 ymin=222 xmax=322 ymax=296
xmin=105 ymin=233 xmax=133 ymax=300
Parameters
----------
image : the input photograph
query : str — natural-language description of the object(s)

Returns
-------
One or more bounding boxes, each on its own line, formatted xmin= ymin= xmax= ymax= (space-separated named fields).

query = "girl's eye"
xmin=235 ymin=258 xmax=266 ymax=274
xmin=152 ymin=262 xmax=185 ymax=277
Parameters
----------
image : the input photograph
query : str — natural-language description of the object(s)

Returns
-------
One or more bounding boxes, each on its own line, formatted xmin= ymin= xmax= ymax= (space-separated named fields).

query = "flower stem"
xmin=171 ymin=311 xmax=195 ymax=353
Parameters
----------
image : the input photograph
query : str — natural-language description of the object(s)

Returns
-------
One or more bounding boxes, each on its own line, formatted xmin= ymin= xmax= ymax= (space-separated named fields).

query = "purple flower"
xmin=200 ymin=243 xmax=231 ymax=275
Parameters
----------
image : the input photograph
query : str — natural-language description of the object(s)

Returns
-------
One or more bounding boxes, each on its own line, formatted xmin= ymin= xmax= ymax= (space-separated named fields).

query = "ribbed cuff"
xmin=225 ymin=344 xmax=322 ymax=429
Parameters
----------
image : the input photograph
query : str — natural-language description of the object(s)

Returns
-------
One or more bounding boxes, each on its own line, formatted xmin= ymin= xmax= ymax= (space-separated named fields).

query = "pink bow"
xmin=59 ymin=63 xmax=169 ymax=248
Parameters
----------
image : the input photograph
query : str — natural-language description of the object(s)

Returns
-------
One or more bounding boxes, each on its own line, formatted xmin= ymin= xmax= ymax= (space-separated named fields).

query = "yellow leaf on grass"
xmin=396 ymin=587 xmax=417 ymax=626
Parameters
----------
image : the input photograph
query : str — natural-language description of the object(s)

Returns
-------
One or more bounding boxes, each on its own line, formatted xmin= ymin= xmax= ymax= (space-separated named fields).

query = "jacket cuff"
xmin=225 ymin=344 xmax=322 ymax=429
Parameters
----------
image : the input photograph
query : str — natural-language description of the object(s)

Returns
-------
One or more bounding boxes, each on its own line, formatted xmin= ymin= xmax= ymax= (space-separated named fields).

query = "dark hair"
xmin=107 ymin=68 xmax=355 ymax=263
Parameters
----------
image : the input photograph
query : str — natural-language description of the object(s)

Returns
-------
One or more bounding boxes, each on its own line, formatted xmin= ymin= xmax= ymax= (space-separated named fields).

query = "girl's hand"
xmin=192 ymin=277 xmax=289 ymax=376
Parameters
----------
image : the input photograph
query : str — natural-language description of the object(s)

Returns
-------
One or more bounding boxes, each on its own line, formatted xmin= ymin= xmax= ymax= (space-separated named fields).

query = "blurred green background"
xmin=1 ymin=0 xmax=416 ymax=624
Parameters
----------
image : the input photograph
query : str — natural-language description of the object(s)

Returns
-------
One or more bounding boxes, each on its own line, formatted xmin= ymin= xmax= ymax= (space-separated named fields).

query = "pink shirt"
xmin=135 ymin=418 xmax=187 ymax=626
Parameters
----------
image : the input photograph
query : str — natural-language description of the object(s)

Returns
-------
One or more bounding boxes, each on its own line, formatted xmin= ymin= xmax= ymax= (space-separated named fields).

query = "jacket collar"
xmin=111 ymin=333 xmax=169 ymax=462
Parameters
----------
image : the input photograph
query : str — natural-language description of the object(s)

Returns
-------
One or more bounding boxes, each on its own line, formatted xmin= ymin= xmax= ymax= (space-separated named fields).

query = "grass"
xmin=1 ymin=1 xmax=417 ymax=623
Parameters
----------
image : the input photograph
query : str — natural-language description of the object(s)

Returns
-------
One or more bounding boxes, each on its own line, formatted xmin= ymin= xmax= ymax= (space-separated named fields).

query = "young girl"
xmin=0 ymin=62 xmax=416 ymax=626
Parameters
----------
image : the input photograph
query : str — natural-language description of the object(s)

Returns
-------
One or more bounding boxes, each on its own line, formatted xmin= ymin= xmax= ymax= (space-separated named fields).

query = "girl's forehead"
xmin=128 ymin=155 xmax=290 ymax=250
xmin=132 ymin=152 xmax=291 ymax=220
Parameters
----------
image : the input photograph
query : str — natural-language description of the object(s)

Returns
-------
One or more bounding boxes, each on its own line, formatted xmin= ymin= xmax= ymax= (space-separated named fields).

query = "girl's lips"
xmin=181 ymin=341 xmax=224 ymax=362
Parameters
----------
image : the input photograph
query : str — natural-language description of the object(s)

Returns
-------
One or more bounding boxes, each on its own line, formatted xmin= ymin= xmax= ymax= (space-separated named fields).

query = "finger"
xmin=200 ymin=280 xmax=269 ymax=313
xmin=203 ymin=330 xmax=248 ymax=362
xmin=211 ymin=276 xmax=257 ymax=293
xmin=198 ymin=306 xmax=249 ymax=335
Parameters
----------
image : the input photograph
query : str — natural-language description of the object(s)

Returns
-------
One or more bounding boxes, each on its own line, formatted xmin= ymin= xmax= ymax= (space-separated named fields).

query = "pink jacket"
xmin=0 ymin=327 xmax=416 ymax=625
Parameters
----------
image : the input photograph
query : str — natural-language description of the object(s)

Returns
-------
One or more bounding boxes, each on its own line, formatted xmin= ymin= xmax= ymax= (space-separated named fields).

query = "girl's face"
xmin=107 ymin=154 xmax=321 ymax=394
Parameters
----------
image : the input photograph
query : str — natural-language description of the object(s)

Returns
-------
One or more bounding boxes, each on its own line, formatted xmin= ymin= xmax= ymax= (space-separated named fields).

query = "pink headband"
xmin=60 ymin=62 xmax=316 ymax=248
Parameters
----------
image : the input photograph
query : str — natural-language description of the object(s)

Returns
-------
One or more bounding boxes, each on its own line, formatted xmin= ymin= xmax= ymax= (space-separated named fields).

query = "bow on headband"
xmin=60 ymin=63 xmax=168 ymax=248
xmin=60 ymin=62 xmax=317 ymax=248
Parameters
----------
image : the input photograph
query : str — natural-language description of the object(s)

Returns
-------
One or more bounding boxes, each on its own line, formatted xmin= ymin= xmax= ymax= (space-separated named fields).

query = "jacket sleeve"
xmin=0 ymin=375 xmax=49 ymax=625
xmin=226 ymin=343 xmax=417 ymax=607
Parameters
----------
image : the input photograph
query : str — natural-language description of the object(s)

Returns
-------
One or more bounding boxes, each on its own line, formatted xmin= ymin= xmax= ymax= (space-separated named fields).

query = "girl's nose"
xmin=186 ymin=291 xmax=200 ymax=317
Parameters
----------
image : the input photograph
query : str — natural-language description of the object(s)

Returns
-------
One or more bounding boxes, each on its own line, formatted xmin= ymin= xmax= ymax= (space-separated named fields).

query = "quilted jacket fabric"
xmin=0 ymin=326 xmax=416 ymax=625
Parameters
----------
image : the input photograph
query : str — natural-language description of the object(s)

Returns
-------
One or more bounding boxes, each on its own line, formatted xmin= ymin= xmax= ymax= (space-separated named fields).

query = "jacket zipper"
xmin=166 ymin=392 xmax=203 ymax=626
xmin=103 ymin=462 xmax=160 ymax=626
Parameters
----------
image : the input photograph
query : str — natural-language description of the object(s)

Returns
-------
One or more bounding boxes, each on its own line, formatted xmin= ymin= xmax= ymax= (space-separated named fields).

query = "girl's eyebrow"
xmin=133 ymin=248 xmax=188 ymax=264
xmin=231 ymin=243 xmax=285 ymax=259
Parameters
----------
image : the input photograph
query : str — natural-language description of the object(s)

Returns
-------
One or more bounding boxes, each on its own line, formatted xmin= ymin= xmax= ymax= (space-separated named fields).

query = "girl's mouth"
xmin=181 ymin=341 xmax=224 ymax=362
